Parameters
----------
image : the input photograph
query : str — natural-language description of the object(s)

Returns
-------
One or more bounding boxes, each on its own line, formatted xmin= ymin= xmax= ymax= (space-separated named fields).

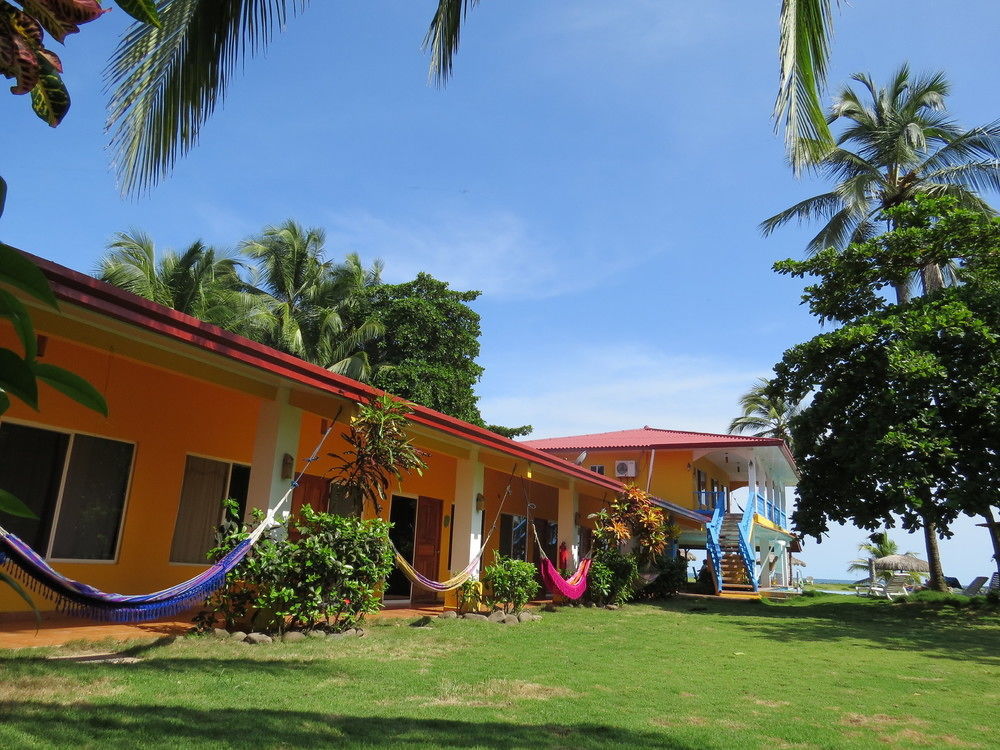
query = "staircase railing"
xmin=736 ymin=495 xmax=759 ymax=592
xmin=705 ymin=504 xmax=724 ymax=594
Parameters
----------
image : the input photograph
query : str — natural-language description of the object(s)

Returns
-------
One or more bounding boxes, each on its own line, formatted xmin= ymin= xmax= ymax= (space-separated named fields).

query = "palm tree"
xmin=104 ymin=1 xmax=838 ymax=193
xmin=761 ymin=65 xmax=1000 ymax=261
xmin=847 ymin=532 xmax=924 ymax=585
xmin=728 ymin=378 xmax=801 ymax=449
xmin=240 ymin=221 xmax=384 ymax=380
xmin=97 ymin=231 xmax=264 ymax=333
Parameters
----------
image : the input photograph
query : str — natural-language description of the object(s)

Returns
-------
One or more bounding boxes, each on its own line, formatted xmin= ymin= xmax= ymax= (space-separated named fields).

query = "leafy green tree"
xmin=728 ymin=377 xmax=800 ymax=448
xmin=240 ymin=221 xmax=384 ymax=380
xmin=774 ymin=196 xmax=1000 ymax=589
xmin=762 ymin=65 xmax=1000 ymax=270
xmin=352 ymin=272 xmax=530 ymax=437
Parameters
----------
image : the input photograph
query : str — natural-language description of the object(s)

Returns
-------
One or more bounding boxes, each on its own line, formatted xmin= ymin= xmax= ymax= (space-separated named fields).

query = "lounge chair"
xmin=961 ymin=576 xmax=988 ymax=597
xmin=987 ymin=573 xmax=999 ymax=593
xmin=881 ymin=574 xmax=913 ymax=600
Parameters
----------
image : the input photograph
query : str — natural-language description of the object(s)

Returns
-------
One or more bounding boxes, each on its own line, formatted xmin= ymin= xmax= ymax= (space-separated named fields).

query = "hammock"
xmin=531 ymin=521 xmax=591 ymax=600
xmin=0 ymin=421 xmax=336 ymax=623
xmin=391 ymin=467 xmax=517 ymax=593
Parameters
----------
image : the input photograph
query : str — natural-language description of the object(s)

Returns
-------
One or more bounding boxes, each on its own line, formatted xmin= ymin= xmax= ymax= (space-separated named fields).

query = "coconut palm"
xmin=105 ymin=1 xmax=837 ymax=194
xmin=761 ymin=65 xmax=1000 ymax=258
xmin=97 ymin=231 xmax=266 ymax=333
xmin=240 ymin=221 xmax=384 ymax=380
xmin=847 ymin=532 xmax=924 ymax=585
xmin=728 ymin=378 xmax=801 ymax=449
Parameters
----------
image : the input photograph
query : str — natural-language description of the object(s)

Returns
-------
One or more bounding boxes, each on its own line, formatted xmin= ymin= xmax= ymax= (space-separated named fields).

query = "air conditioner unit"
xmin=614 ymin=460 xmax=637 ymax=478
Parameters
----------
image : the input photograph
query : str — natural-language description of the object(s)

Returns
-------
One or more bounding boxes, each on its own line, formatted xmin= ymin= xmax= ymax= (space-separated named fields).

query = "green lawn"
xmin=1 ymin=596 xmax=998 ymax=749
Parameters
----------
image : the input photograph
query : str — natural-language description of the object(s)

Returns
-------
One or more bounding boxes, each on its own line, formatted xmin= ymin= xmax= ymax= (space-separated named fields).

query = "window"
xmin=169 ymin=456 xmax=251 ymax=564
xmin=498 ymin=513 xmax=527 ymax=561
xmin=589 ymin=464 xmax=606 ymax=475
xmin=0 ymin=422 xmax=134 ymax=560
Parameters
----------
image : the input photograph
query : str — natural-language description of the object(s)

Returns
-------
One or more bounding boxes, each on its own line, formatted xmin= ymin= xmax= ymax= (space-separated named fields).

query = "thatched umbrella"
xmin=790 ymin=556 xmax=806 ymax=567
xmin=873 ymin=554 xmax=929 ymax=574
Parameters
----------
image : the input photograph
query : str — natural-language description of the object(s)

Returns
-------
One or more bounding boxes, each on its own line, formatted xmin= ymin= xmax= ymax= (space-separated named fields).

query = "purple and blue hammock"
xmin=0 ymin=532 xmax=256 ymax=623
xmin=0 ymin=421 xmax=336 ymax=624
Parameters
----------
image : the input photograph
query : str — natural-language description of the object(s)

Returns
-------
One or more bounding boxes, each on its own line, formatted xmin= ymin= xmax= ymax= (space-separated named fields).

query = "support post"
xmin=451 ymin=451 xmax=485 ymax=577
xmin=246 ymin=388 xmax=303 ymax=518
xmin=557 ymin=483 xmax=579 ymax=569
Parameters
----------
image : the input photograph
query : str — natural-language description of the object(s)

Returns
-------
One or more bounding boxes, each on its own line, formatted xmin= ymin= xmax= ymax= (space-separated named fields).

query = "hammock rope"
xmin=391 ymin=466 xmax=517 ymax=593
xmin=0 ymin=418 xmax=339 ymax=623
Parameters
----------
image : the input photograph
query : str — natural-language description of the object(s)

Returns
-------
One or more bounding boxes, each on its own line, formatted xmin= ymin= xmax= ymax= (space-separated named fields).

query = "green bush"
xmin=585 ymin=549 xmax=639 ymax=606
xmin=900 ymin=590 xmax=970 ymax=608
xmin=196 ymin=503 xmax=394 ymax=633
xmin=987 ymin=589 xmax=999 ymax=606
xmin=640 ymin=554 xmax=688 ymax=600
xmin=482 ymin=556 xmax=539 ymax=614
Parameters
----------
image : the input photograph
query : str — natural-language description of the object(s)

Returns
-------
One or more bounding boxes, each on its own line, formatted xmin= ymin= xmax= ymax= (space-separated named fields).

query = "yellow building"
xmin=0 ymin=251 xmax=711 ymax=615
xmin=523 ymin=426 xmax=799 ymax=594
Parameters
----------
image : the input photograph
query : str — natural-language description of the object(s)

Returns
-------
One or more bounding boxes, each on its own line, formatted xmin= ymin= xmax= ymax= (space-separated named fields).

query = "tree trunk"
xmin=982 ymin=506 xmax=1000 ymax=577
xmin=921 ymin=513 xmax=948 ymax=592
xmin=920 ymin=263 xmax=945 ymax=294
xmin=892 ymin=281 xmax=911 ymax=305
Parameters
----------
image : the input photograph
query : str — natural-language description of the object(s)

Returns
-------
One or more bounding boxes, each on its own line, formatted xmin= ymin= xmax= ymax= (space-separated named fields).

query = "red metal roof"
xmin=523 ymin=426 xmax=797 ymax=472
xmin=21 ymin=250 xmax=627 ymax=494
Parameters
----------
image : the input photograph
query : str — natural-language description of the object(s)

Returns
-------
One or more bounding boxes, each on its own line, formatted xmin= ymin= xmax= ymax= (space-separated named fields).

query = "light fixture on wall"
xmin=36 ymin=335 xmax=48 ymax=358
xmin=475 ymin=493 xmax=485 ymax=512
xmin=281 ymin=453 xmax=294 ymax=480
xmin=724 ymin=453 xmax=729 ymax=464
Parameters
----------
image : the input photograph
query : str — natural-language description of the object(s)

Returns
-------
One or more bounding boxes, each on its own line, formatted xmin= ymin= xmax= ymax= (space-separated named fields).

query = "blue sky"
xmin=2 ymin=1 xmax=998 ymax=583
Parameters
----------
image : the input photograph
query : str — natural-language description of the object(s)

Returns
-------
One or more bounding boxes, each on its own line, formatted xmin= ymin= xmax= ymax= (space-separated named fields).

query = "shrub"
xmin=641 ymin=554 xmax=688 ymax=600
xmin=196 ymin=504 xmax=394 ymax=633
xmin=457 ymin=578 xmax=483 ymax=614
xmin=987 ymin=589 xmax=999 ymax=606
xmin=482 ymin=556 xmax=539 ymax=614
xmin=585 ymin=548 xmax=639 ymax=606
xmin=900 ymin=590 xmax=970 ymax=608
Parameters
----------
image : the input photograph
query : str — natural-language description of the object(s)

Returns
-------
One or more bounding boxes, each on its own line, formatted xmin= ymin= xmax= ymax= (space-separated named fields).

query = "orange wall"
xmin=481 ymin=469 xmax=557 ymax=566
xmin=0 ymin=325 xmax=261 ymax=612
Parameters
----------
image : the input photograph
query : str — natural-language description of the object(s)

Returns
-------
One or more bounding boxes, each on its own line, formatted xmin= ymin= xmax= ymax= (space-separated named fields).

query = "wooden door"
xmin=412 ymin=496 xmax=443 ymax=604
xmin=289 ymin=475 xmax=331 ymax=539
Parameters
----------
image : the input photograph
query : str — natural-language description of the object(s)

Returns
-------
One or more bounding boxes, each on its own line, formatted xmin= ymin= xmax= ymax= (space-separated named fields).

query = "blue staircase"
xmin=704 ymin=497 xmax=758 ymax=595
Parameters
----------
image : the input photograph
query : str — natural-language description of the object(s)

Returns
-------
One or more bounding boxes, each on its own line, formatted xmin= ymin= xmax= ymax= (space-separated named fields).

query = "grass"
xmin=0 ymin=595 xmax=997 ymax=749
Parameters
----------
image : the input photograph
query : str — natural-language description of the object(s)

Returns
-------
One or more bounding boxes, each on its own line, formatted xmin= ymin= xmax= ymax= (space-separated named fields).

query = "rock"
xmin=585 ymin=603 xmax=597 ymax=608
xmin=246 ymin=632 xmax=273 ymax=644
xmin=327 ymin=631 xmax=347 ymax=640
xmin=517 ymin=612 xmax=534 ymax=623
xmin=229 ymin=631 xmax=247 ymax=642
xmin=340 ymin=628 xmax=358 ymax=638
xmin=212 ymin=628 xmax=230 ymax=639
xmin=487 ymin=610 xmax=507 ymax=623
xmin=542 ymin=604 xmax=557 ymax=613
xmin=282 ymin=631 xmax=307 ymax=643
xmin=502 ymin=615 xmax=520 ymax=625
xmin=605 ymin=604 xmax=620 ymax=610
xmin=305 ymin=630 xmax=327 ymax=639
xmin=463 ymin=613 xmax=488 ymax=621
xmin=355 ymin=628 xmax=366 ymax=638
xmin=438 ymin=610 xmax=458 ymax=619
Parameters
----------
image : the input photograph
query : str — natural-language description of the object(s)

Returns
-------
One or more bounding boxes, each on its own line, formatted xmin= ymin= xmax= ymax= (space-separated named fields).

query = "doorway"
xmin=385 ymin=495 xmax=443 ymax=604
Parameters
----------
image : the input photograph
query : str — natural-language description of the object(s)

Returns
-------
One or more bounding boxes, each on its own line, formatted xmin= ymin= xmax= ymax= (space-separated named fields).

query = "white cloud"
xmin=323 ymin=208 xmax=664 ymax=301
xmin=478 ymin=342 xmax=768 ymax=438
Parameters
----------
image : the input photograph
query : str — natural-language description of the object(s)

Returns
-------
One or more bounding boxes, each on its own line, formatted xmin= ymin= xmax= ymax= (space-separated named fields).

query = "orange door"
xmin=412 ymin=496 xmax=443 ymax=604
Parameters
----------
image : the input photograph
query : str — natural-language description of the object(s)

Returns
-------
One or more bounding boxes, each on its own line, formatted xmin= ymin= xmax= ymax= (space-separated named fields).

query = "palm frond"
xmin=423 ymin=0 xmax=480 ymax=86
xmin=106 ymin=0 xmax=309 ymax=195
xmin=775 ymin=0 xmax=837 ymax=173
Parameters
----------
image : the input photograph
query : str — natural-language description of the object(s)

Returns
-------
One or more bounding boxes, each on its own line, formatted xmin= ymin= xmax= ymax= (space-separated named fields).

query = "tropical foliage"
xmin=196 ymin=502 xmax=394 ymax=633
xmin=774 ymin=197 xmax=1000 ymax=590
xmin=762 ymin=65 xmax=1000 ymax=257
xmin=481 ymin=555 xmax=538 ymax=614
xmin=589 ymin=484 xmax=673 ymax=564
xmin=327 ymin=395 xmax=427 ymax=518
xmin=727 ymin=377 xmax=800 ymax=448
xmin=94 ymin=0 xmax=843 ymax=192
xmin=0 ymin=0 xmax=158 ymax=126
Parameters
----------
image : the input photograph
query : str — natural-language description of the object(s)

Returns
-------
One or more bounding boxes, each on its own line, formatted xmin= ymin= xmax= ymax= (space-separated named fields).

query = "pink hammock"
xmin=539 ymin=555 xmax=592 ymax=600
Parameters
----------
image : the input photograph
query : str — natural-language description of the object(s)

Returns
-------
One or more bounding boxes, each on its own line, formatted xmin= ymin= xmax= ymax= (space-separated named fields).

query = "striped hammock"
xmin=0 ymin=422 xmax=336 ymax=623
xmin=391 ymin=540 xmax=488 ymax=593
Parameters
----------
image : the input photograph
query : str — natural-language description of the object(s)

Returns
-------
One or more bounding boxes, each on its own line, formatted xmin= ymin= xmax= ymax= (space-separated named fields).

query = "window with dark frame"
xmin=0 ymin=422 xmax=134 ymax=561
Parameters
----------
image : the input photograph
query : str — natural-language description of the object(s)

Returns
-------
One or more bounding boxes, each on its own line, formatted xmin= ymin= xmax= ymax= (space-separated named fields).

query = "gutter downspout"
xmin=645 ymin=449 xmax=656 ymax=493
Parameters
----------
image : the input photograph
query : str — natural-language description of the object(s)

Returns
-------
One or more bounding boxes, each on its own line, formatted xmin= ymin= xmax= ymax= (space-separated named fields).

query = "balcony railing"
xmin=752 ymin=491 xmax=787 ymax=529
xmin=694 ymin=490 xmax=727 ymax=514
